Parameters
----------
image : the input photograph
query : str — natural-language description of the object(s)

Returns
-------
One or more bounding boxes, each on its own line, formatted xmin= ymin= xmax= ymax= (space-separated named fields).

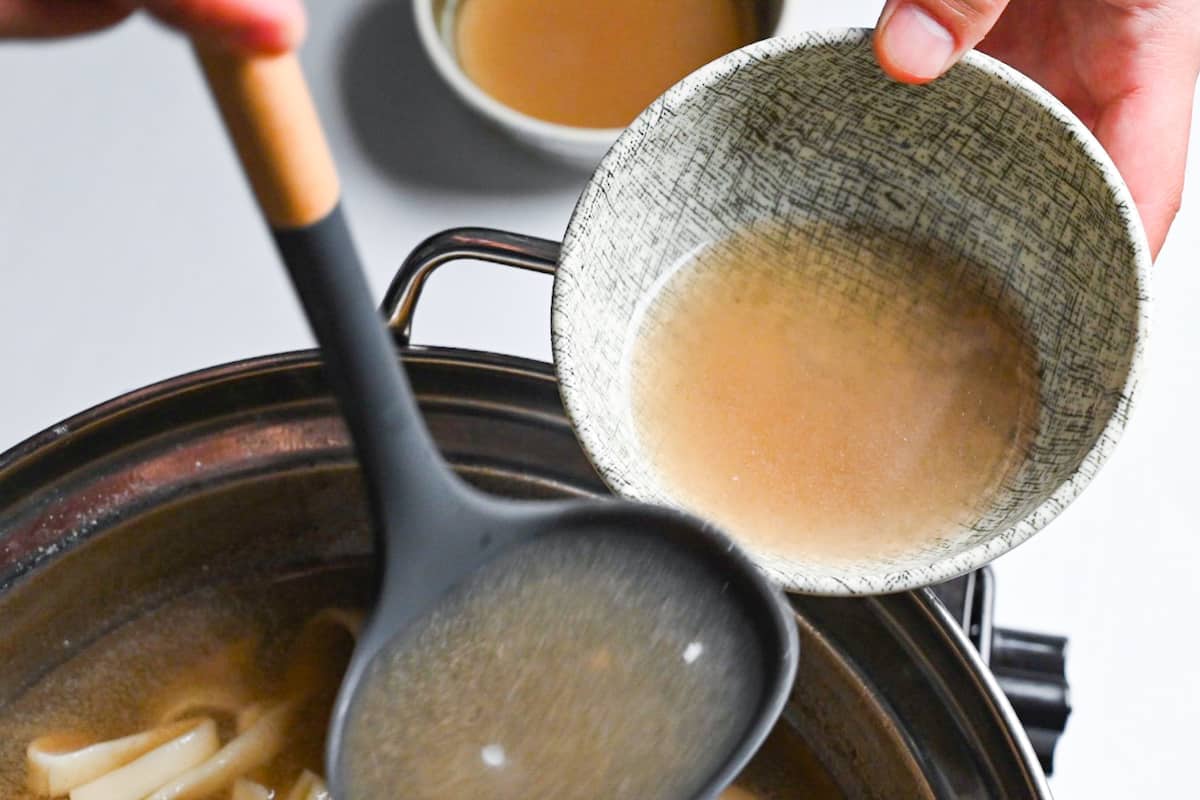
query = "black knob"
xmin=989 ymin=627 xmax=1072 ymax=775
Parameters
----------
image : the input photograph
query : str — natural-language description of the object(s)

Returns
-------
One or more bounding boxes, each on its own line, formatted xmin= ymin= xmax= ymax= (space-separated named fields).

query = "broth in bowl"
xmin=454 ymin=0 xmax=763 ymax=128
xmin=627 ymin=224 xmax=1040 ymax=569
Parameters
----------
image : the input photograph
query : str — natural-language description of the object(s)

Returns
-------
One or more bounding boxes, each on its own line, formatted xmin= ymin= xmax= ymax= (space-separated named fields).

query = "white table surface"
xmin=2 ymin=2 xmax=1196 ymax=796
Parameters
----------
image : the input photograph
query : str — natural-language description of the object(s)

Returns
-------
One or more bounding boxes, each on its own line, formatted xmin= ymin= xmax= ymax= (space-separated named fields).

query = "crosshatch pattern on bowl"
xmin=552 ymin=29 xmax=1150 ymax=595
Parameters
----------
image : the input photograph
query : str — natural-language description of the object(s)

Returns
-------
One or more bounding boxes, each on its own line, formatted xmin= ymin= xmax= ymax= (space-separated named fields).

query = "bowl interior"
xmin=552 ymin=30 xmax=1149 ymax=594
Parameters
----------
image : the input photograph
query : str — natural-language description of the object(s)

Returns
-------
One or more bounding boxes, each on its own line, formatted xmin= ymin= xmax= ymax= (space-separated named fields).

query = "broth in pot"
xmin=0 ymin=566 xmax=841 ymax=799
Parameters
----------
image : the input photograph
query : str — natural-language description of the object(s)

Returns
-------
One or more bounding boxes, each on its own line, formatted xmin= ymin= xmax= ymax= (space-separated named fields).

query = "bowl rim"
xmin=410 ymin=0 xmax=623 ymax=147
xmin=552 ymin=28 xmax=1153 ymax=596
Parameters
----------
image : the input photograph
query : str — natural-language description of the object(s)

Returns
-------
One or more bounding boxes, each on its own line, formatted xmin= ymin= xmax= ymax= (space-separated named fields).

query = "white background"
xmin=1 ymin=2 xmax=1196 ymax=796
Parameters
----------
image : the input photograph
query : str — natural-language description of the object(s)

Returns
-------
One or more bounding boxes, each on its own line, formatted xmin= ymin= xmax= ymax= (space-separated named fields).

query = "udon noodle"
xmin=22 ymin=608 xmax=360 ymax=800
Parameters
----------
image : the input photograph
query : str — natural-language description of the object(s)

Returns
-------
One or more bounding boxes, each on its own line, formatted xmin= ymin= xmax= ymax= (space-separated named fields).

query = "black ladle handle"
xmin=194 ymin=46 xmax=457 ymax=561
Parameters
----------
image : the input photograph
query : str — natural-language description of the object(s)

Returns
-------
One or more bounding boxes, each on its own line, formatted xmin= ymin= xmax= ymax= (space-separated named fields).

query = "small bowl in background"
xmin=412 ymin=0 xmax=785 ymax=168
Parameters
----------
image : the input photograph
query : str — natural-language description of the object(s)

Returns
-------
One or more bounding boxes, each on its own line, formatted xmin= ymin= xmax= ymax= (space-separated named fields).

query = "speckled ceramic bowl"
xmin=552 ymin=30 xmax=1151 ymax=595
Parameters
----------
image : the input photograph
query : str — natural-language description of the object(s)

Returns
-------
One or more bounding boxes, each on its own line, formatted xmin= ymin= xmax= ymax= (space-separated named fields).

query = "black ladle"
xmin=195 ymin=46 xmax=797 ymax=798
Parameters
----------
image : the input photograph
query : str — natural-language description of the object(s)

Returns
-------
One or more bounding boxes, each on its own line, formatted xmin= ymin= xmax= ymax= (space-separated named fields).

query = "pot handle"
xmin=382 ymin=228 xmax=560 ymax=346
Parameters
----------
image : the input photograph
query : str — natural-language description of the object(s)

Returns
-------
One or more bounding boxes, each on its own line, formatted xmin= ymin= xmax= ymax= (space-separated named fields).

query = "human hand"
xmin=873 ymin=0 xmax=1200 ymax=257
xmin=0 ymin=0 xmax=305 ymax=54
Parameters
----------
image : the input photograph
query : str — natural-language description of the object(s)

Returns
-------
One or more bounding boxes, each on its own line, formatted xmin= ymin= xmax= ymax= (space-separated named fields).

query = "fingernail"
xmin=229 ymin=1 xmax=307 ymax=54
xmin=233 ymin=17 xmax=303 ymax=54
xmin=879 ymin=4 xmax=956 ymax=82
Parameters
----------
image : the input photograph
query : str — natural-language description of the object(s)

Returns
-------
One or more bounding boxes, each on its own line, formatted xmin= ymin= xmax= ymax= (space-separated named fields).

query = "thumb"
xmin=873 ymin=0 xmax=1010 ymax=84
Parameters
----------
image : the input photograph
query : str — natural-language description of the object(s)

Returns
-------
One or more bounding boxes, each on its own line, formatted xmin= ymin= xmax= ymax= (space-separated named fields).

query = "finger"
xmin=874 ymin=0 xmax=1011 ymax=84
xmin=140 ymin=0 xmax=306 ymax=54
xmin=1093 ymin=82 xmax=1195 ymax=259
xmin=0 ymin=0 xmax=132 ymax=38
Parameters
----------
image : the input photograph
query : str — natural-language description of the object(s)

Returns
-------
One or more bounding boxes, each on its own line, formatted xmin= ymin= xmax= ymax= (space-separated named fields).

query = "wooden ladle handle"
xmin=195 ymin=45 xmax=339 ymax=230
